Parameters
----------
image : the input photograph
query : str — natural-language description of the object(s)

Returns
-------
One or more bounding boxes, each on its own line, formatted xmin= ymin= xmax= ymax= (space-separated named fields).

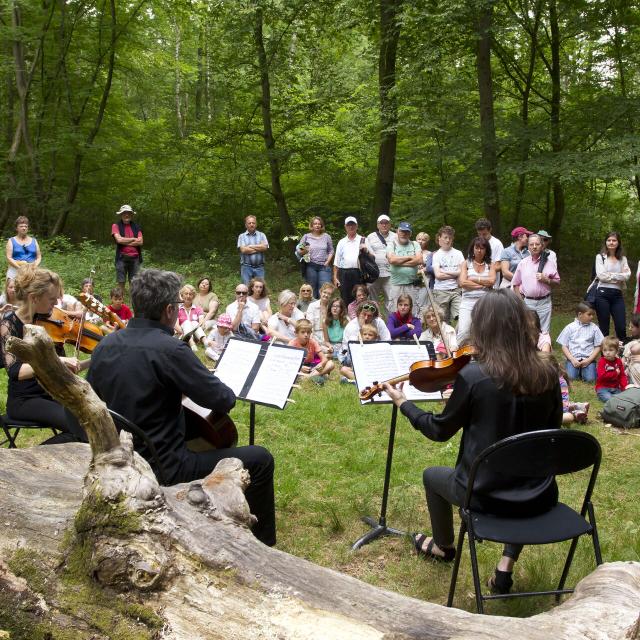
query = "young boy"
xmin=339 ymin=323 xmax=379 ymax=383
xmin=556 ymin=302 xmax=603 ymax=382
xmin=204 ymin=313 xmax=233 ymax=363
xmin=431 ymin=225 xmax=464 ymax=324
xmin=623 ymin=314 xmax=640 ymax=386
xmin=289 ymin=319 xmax=334 ymax=384
xmin=596 ymin=335 xmax=629 ymax=402
xmin=107 ymin=287 xmax=133 ymax=325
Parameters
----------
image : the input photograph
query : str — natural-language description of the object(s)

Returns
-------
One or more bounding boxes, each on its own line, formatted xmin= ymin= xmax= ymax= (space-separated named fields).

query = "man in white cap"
xmin=112 ymin=204 xmax=143 ymax=292
xmin=333 ymin=216 xmax=366 ymax=306
xmin=366 ymin=213 xmax=397 ymax=313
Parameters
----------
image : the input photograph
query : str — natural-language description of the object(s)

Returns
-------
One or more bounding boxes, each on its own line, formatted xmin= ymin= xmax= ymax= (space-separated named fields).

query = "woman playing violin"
xmin=0 ymin=266 xmax=86 ymax=443
xmin=383 ymin=290 xmax=562 ymax=595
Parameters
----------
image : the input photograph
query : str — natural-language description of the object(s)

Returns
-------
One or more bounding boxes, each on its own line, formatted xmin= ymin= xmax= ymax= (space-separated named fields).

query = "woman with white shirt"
xmin=456 ymin=237 xmax=496 ymax=344
xmin=594 ymin=231 xmax=631 ymax=340
xmin=267 ymin=289 xmax=305 ymax=344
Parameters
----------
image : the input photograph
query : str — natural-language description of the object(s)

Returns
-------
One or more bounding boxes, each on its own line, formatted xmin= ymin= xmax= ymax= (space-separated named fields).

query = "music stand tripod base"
xmin=352 ymin=516 xmax=406 ymax=550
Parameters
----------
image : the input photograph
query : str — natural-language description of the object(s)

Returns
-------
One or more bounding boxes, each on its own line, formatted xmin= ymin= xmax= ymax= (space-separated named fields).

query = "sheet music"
xmin=214 ymin=339 xmax=262 ymax=396
xmin=246 ymin=344 xmax=305 ymax=409
xmin=349 ymin=341 xmax=442 ymax=404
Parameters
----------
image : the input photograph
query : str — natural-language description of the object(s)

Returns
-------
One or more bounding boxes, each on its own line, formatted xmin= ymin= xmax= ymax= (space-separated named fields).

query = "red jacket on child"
xmin=595 ymin=356 xmax=628 ymax=391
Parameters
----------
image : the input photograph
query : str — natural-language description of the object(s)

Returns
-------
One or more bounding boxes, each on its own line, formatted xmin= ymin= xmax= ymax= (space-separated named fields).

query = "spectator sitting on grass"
xmin=595 ymin=335 xmax=630 ymax=402
xmin=340 ymin=323 xmax=379 ymax=384
xmin=289 ymin=318 xmax=334 ymax=384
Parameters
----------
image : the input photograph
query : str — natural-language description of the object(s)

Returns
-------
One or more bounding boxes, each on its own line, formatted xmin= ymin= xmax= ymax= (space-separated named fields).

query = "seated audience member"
xmin=76 ymin=278 xmax=102 ymax=324
xmin=175 ymin=284 xmax=206 ymax=351
xmin=289 ymin=318 xmax=334 ymax=384
xmin=86 ymin=268 xmax=275 ymax=546
xmin=248 ymin=277 xmax=272 ymax=329
xmin=595 ymin=335 xmax=630 ymax=402
xmin=296 ymin=283 xmax=316 ymax=313
xmin=80 ymin=277 xmax=102 ymax=302
xmin=387 ymin=294 xmax=422 ymax=341
xmin=306 ymin=282 xmax=335 ymax=351
xmin=226 ymin=283 xmax=261 ymax=340
xmin=323 ymin=297 xmax=348 ymax=358
xmin=528 ymin=309 xmax=551 ymax=353
xmin=204 ymin=313 xmax=233 ymax=363
xmin=57 ymin=288 xmax=84 ymax=320
xmin=108 ymin=287 xmax=134 ymax=324
xmin=556 ymin=302 xmax=603 ymax=382
xmin=267 ymin=289 xmax=304 ymax=344
xmin=0 ymin=278 xmax=17 ymax=315
xmin=382 ymin=290 xmax=562 ymax=594
xmin=623 ymin=314 xmax=640 ymax=386
xmin=419 ymin=305 xmax=457 ymax=357
xmin=559 ymin=368 xmax=590 ymax=425
xmin=194 ymin=277 xmax=219 ymax=330
xmin=342 ymin=301 xmax=391 ymax=354
xmin=340 ymin=323 xmax=379 ymax=383
xmin=347 ymin=284 xmax=370 ymax=319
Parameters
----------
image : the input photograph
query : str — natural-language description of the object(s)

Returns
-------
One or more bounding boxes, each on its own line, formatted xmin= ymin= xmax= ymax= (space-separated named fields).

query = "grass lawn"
xmin=2 ymin=253 xmax=640 ymax=617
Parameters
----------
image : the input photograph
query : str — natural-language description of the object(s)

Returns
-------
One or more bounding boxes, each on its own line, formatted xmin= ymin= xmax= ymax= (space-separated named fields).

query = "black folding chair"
xmin=107 ymin=409 xmax=168 ymax=486
xmin=447 ymin=429 xmax=602 ymax=613
xmin=0 ymin=415 xmax=60 ymax=448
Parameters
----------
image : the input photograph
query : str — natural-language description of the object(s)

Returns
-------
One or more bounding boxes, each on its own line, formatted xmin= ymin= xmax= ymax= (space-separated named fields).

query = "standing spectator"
xmin=333 ymin=216 xmax=367 ymax=306
xmin=474 ymin=218 xmax=503 ymax=288
xmin=457 ymin=236 xmax=496 ymax=344
xmin=296 ymin=283 xmax=316 ymax=313
xmin=306 ymin=282 xmax=335 ymax=349
xmin=415 ymin=232 xmax=432 ymax=313
xmin=226 ymin=283 xmax=261 ymax=339
xmin=237 ymin=215 xmax=269 ymax=285
xmin=112 ymin=204 xmax=143 ymax=293
xmin=387 ymin=294 xmax=422 ymax=341
xmin=511 ymin=234 xmax=560 ymax=332
xmin=431 ymin=225 xmax=464 ymax=324
xmin=295 ymin=216 xmax=334 ymax=298
xmin=500 ymin=227 xmax=531 ymax=288
xmin=366 ymin=214 xmax=397 ymax=313
xmin=537 ymin=230 xmax=557 ymax=263
xmin=595 ymin=336 xmax=629 ymax=402
xmin=593 ymin=231 xmax=631 ymax=340
xmin=387 ymin=222 xmax=423 ymax=316
xmin=6 ymin=216 xmax=41 ymax=281
xmin=267 ymin=290 xmax=304 ymax=344
xmin=556 ymin=301 xmax=603 ymax=382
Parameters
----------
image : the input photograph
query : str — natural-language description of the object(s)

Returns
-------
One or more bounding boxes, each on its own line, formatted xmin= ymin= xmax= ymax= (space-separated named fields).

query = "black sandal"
xmin=412 ymin=533 xmax=456 ymax=562
xmin=488 ymin=569 xmax=513 ymax=594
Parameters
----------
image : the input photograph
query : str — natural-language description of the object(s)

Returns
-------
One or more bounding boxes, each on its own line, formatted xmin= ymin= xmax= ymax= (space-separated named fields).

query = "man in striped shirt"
xmin=237 ymin=215 xmax=269 ymax=285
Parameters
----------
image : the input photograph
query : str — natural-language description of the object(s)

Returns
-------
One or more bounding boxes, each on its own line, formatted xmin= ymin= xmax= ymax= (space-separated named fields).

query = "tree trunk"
xmin=547 ymin=0 xmax=564 ymax=244
xmin=1 ymin=324 xmax=640 ymax=639
xmin=372 ymin=0 xmax=402 ymax=225
xmin=174 ymin=16 xmax=185 ymax=138
xmin=475 ymin=0 xmax=501 ymax=236
xmin=253 ymin=4 xmax=296 ymax=238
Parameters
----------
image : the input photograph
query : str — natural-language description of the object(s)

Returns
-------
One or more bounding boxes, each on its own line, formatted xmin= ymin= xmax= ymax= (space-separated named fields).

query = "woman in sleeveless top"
xmin=456 ymin=236 xmax=496 ymax=344
xmin=5 ymin=216 xmax=41 ymax=280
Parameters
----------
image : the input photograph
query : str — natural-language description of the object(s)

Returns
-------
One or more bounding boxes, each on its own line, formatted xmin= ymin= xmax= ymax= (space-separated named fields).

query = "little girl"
xmin=205 ymin=313 xmax=233 ymax=363
xmin=623 ymin=313 xmax=640 ymax=386
xmin=595 ymin=335 xmax=629 ymax=402
xmin=560 ymin=369 xmax=590 ymax=425
xmin=340 ymin=323 xmax=378 ymax=383
xmin=324 ymin=298 xmax=348 ymax=359
xmin=289 ymin=319 xmax=334 ymax=384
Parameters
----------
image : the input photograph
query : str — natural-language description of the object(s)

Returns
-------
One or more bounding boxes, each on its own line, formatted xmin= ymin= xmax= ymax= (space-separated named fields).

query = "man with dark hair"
xmin=87 ymin=268 xmax=276 ymax=546
xmin=474 ymin=218 xmax=503 ymax=288
xmin=112 ymin=204 xmax=143 ymax=292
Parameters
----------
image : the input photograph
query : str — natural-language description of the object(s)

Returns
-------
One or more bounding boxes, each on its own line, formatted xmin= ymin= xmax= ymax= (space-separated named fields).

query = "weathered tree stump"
xmin=1 ymin=325 xmax=639 ymax=639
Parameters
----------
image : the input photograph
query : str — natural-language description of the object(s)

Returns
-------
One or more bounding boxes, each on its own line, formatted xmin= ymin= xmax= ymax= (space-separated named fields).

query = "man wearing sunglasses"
xmin=225 ymin=284 xmax=261 ymax=339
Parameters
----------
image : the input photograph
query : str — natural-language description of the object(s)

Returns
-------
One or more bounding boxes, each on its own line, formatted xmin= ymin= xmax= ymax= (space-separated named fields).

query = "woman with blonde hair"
xmin=175 ymin=284 xmax=206 ymax=350
xmin=266 ymin=289 xmax=304 ymax=343
xmin=0 ymin=265 xmax=85 ymax=443
xmin=295 ymin=216 xmax=334 ymax=298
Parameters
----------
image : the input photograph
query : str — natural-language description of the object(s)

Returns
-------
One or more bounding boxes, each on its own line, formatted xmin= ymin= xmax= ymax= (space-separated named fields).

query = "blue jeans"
xmin=241 ymin=264 xmax=265 ymax=285
xmin=565 ymin=360 xmax=597 ymax=382
xmin=594 ymin=287 xmax=626 ymax=340
xmin=596 ymin=387 xmax=621 ymax=402
xmin=305 ymin=262 xmax=332 ymax=298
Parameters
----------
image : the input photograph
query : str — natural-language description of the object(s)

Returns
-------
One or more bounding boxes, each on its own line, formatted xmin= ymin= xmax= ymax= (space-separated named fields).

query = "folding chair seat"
xmin=107 ymin=409 xmax=168 ymax=486
xmin=0 ymin=415 xmax=60 ymax=448
xmin=447 ymin=429 xmax=602 ymax=614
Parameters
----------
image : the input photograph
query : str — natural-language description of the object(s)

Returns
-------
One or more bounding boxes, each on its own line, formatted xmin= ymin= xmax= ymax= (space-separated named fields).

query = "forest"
xmin=1 ymin=0 xmax=639 ymax=258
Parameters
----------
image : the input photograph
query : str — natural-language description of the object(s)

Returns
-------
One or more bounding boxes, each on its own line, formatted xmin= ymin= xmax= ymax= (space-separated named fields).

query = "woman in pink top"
xmin=175 ymin=284 xmax=205 ymax=350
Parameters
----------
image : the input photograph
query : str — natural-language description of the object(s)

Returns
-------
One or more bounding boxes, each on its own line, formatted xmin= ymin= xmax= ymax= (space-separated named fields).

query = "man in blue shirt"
xmin=237 ymin=215 xmax=269 ymax=284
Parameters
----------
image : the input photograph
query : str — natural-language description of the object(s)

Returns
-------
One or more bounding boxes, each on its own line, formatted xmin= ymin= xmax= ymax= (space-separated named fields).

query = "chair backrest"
xmin=107 ymin=409 xmax=167 ymax=486
xmin=465 ymin=429 xmax=601 ymax=513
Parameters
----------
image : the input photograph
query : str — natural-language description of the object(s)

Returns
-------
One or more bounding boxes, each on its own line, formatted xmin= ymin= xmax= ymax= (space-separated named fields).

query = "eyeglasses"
xmin=235 ymin=291 xmax=248 ymax=296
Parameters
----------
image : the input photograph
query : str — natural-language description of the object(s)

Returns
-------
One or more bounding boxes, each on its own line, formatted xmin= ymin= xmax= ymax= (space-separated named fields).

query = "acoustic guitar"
xmin=183 ymin=397 xmax=238 ymax=450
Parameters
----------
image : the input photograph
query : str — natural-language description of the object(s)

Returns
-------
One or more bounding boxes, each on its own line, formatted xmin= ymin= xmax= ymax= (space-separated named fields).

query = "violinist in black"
xmin=0 ymin=266 xmax=86 ymax=443
xmin=384 ymin=289 xmax=562 ymax=595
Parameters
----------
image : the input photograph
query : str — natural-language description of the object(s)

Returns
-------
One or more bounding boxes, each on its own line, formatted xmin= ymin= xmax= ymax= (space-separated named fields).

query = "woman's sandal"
xmin=487 ymin=569 xmax=513 ymax=594
xmin=412 ymin=533 xmax=456 ymax=562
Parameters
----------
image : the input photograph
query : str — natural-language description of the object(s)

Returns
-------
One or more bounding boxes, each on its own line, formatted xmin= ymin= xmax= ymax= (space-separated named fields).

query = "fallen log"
xmin=0 ymin=325 xmax=638 ymax=639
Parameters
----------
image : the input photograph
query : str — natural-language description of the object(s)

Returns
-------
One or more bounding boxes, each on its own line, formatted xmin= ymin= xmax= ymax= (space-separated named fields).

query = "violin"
xmin=182 ymin=397 xmax=238 ymax=450
xmin=35 ymin=306 xmax=103 ymax=354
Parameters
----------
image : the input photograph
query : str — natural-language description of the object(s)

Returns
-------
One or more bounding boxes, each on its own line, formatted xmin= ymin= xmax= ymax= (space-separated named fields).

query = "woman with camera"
xmin=295 ymin=216 xmax=334 ymax=299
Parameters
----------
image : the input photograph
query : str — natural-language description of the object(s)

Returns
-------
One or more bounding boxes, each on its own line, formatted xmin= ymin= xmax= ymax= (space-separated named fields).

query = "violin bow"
xmin=421 ymin=270 xmax=452 ymax=358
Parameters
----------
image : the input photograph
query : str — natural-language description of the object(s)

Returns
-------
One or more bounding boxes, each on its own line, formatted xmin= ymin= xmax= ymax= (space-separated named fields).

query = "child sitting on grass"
xmin=289 ymin=319 xmax=334 ymax=384
xmin=623 ymin=314 xmax=640 ymax=386
xmin=556 ymin=301 xmax=603 ymax=382
xmin=340 ymin=323 xmax=378 ymax=384
xmin=107 ymin=287 xmax=133 ymax=326
xmin=559 ymin=368 xmax=590 ymax=425
xmin=204 ymin=313 xmax=233 ymax=363
xmin=595 ymin=335 xmax=630 ymax=402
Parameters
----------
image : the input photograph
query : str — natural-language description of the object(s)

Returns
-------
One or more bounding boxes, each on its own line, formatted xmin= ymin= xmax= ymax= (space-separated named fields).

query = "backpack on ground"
xmin=601 ymin=387 xmax=640 ymax=428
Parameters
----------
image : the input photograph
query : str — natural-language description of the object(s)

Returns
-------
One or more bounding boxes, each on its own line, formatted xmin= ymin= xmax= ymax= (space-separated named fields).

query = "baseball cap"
xmin=344 ymin=216 xmax=358 ymax=225
xmin=397 ymin=222 xmax=413 ymax=233
xmin=537 ymin=229 xmax=552 ymax=239
xmin=377 ymin=214 xmax=391 ymax=223
xmin=510 ymin=226 xmax=532 ymax=238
